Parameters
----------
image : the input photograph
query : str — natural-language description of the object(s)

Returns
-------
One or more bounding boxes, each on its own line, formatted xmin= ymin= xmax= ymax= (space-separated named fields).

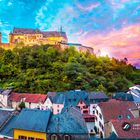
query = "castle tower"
xmin=0 ymin=32 xmax=2 ymax=43
xmin=9 ymin=32 xmax=14 ymax=43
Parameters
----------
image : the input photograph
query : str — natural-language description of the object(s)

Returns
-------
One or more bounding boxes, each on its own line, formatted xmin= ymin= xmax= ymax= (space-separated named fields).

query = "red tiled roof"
xmin=111 ymin=118 xmax=140 ymax=138
xmin=8 ymin=92 xmax=47 ymax=103
xmin=99 ymin=99 xmax=137 ymax=123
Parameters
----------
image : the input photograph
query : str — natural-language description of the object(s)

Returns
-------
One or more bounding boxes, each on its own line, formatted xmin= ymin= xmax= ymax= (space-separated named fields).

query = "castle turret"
xmin=9 ymin=32 xmax=14 ymax=43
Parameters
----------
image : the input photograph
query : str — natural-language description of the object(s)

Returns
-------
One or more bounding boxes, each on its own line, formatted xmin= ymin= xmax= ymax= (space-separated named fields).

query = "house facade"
xmin=96 ymin=99 xmax=139 ymax=138
xmin=13 ymin=109 xmax=51 ymax=140
xmin=8 ymin=92 xmax=47 ymax=110
xmin=47 ymin=107 xmax=89 ymax=140
xmin=0 ymin=89 xmax=12 ymax=108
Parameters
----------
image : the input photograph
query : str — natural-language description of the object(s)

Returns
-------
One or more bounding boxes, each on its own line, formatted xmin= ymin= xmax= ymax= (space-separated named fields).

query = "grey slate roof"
xmin=60 ymin=90 xmax=90 ymax=106
xmin=13 ymin=109 xmax=51 ymax=132
xmin=13 ymin=28 xmax=41 ymax=34
xmin=112 ymin=92 xmax=134 ymax=101
xmin=1 ymin=90 xmax=12 ymax=96
xmin=53 ymin=93 xmax=66 ymax=104
xmin=0 ymin=109 xmax=14 ymax=127
xmin=42 ymin=31 xmax=67 ymax=39
xmin=0 ymin=115 xmax=17 ymax=137
xmin=47 ymin=107 xmax=88 ymax=134
xmin=88 ymin=92 xmax=108 ymax=100
xmin=0 ymin=89 xmax=4 ymax=93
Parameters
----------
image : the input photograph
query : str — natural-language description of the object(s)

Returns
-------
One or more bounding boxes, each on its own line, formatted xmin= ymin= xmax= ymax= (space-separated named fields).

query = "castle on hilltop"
xmin=0 ymin=27 xmax=94 ymax=53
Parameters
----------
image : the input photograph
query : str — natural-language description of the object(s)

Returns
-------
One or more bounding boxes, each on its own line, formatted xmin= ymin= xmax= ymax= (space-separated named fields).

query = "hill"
xmin=0 ymin=45 xmax=139 ymax=95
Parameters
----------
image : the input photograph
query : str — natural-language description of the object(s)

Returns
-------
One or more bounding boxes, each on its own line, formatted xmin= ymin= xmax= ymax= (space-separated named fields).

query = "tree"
xmin=18 ymin=102 xmax=26 ymax=109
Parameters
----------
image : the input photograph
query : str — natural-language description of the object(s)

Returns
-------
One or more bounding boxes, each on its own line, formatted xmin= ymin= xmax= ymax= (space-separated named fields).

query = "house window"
xmin=83 ymin=110 xmax=88 ymax=114
xmin=99 ymin=113 xmax=102 ymax=120
xmin=80 ymin=100 xmax=83 ymax=104
xmin=51 ymin=134 xmax=58 ymax=140
xmin=57 ymin=105 xmax=59 ymax=107
xmin=96 ymin=110 xmax=98 ymax=115
xmin=18 ymin=136 xmax=27 ymax=140
xmin=83 ymin=105 xmax=88 ymax=109
xmin=99 ymin=121 xmax=102 ymax=128
xmin=63 ymin=135 xmax=71 ymax=140
xmin=57 ymin=109 xmax=59 ymax=113
xmin=90 ymin=129 xmax=93 ymax=133
xmin=93 ymin=110 xmax=95 ymax=114
xmin=28 ymin=137 xmax=34 ymax=140
xmin=118 ymin=115 xmax=123 ymax=120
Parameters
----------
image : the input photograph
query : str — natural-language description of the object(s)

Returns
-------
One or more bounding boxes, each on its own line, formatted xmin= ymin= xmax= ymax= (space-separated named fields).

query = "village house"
xmin=0 ymin=89 xmax=12 ymax=108
xmin=127 ymin=85 xmax=140 ymax=108
xmin=44 ymin=92 xmax=57 ymax=111
xmin=47 ymin=107 xmax=89 ymax=140
xmin=0 ymin=107 xmax=89 ymax=140
xmin=112 ymin=92 xmax=134 ymax=101
xmin=109 ymin=118 xmax=140 ymax=139
xmin=52 ymin=93 xmax=66 ymax=115
xmin=95 ymin=99 xmax=139 ymax=138
xmin=0 ymin=108 xmax=16 ymax=139
xmin=89 ymin=92 xmax=109 ymax=116
xmin=13 ymin=109 xmax=51 ymax=140
xmin=8 ymin=92 xmax=48 ymax=110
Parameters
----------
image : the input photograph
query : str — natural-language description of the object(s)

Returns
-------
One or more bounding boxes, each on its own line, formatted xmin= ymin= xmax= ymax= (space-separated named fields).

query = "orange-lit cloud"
xmin=80 ymin=24 xmax=140 ymax=68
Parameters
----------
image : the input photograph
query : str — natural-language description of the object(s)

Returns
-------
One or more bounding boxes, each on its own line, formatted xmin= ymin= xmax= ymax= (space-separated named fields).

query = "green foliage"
xmin=18 ymin=101 xmax=26 ymax=109
xmin=0 ymin=45 xmax=139 ymax=96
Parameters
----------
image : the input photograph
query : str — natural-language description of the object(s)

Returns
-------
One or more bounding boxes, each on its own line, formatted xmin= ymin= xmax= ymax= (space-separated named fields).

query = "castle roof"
xmin=42 ymin=31 xmax=67 ymax=39
xmin=12 ymin=28 xmax=67 ymax=39
xmin=13 ymin=27 xmax=41 ymax=34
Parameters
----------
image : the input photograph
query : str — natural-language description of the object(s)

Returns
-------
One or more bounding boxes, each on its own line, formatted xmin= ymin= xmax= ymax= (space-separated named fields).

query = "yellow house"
xmin=13 ymin=109 xmax=51 ymax=140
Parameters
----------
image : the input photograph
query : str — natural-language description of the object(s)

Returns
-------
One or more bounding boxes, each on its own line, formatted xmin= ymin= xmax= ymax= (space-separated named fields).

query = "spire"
xmin=60 ymin=26 xmax=63 ymax=32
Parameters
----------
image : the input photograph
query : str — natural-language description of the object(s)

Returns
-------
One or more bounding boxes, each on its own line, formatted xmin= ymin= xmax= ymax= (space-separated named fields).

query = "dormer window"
xmin=118 ymin=115 xmax=123 ymax=120
xmin=127 ymin=115 xmax=131 ymax=119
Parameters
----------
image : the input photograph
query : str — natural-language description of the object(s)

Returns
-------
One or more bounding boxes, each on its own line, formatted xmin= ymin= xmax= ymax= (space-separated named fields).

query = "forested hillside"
xmin=0 ymin=45 xmax=139 ymax=95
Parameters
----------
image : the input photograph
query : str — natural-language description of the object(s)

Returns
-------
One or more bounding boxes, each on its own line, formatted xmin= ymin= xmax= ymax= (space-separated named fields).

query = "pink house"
xmin=52 ymin=93 xmax=66 ymax=114
xmin=77 ymin=99 xmax=89 ymax=114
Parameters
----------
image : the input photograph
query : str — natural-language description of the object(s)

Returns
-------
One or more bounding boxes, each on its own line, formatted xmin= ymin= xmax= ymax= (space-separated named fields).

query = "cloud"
xmin=79 ymin=24 xmax=140 ymax=68
xmin=76 ymin=2 xmax=101 ymax=11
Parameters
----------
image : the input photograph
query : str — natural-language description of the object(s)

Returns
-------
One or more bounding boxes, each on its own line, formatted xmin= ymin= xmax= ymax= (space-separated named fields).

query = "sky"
xmin=0 ymin=0 xmax=140 ymax=68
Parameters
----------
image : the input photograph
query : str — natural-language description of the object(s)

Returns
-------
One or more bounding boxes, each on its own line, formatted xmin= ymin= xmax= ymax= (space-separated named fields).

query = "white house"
xmin=8 ymin=92 xmax=48 ymax=110
xmin=52 ymin=93 xmax=66 ymax=114
xmin=0 ymin=89 xmax=12 ymax=108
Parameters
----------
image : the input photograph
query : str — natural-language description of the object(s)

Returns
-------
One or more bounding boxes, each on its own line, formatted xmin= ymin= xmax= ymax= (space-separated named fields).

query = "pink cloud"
xmin=79 ymin=24 xmax=140 ymax=67
xmin=76 ymin=2 xmax=100 ymax=11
